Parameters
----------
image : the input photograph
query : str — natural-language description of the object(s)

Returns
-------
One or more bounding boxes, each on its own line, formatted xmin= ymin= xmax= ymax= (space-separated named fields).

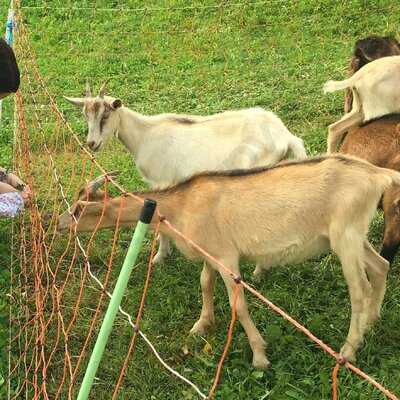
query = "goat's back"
xmin=170 ymin=156 xmax=397 ymax=259
xmin=341 ymin=115 xmax=400 ymax=168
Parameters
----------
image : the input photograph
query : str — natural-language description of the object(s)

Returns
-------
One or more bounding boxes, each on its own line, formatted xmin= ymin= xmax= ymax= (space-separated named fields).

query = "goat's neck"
xmin=117 ymin=191 xmax=181 ymax=233
xmin=116 ymin=107 xmax=149 ymax=156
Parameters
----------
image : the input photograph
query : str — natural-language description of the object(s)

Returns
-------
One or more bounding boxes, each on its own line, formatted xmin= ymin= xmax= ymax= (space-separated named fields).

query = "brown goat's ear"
xmin=73 ymin=200 xmax=99 ymax=219
xmin=349 ymin=56 xmax=361 ymax=73
xmin=71 ymin=200 xmax=84 ymax=219
xmin=111 ymin=99 xmax=122 ymax=110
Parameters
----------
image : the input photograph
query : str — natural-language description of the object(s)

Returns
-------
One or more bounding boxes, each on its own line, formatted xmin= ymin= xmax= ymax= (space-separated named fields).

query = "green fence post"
xmin=77 ymin=198 xmax=157 ymax=400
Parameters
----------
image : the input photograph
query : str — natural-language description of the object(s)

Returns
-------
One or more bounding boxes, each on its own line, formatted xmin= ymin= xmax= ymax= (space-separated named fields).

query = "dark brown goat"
xmin=344 ymin=36 xmax=400 ymax=113
xmin=341 ymin=114 xmax=400 ymax=263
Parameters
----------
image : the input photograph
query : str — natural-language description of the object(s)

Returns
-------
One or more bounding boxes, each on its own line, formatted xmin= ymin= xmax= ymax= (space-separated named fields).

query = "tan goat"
xmin=323 ymin=55 xmax=400 ymax=153
xmin=58 ymin=155 xmax=399 ymax=368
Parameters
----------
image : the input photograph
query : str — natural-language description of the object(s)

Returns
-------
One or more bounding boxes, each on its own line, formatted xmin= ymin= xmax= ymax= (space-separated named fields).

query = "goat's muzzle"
xmin=88 ymin=141 xmax=102 ymax=152
xmin=57 ymin=212 xmax=74 ymax=232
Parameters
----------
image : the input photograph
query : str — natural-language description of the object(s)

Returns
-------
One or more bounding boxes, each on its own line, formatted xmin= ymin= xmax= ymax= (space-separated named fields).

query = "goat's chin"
xmin=57 ymin=215 xmax=78 ymax=232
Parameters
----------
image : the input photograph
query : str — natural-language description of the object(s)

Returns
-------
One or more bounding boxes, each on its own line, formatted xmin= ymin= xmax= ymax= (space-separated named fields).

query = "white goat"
xmin=323 ymin=55 xmax=400 ymax=153
xmin=64 ymin=84 xmax=306 ymax=263
xmin=58 ymin=154 xmax=399 ymax=369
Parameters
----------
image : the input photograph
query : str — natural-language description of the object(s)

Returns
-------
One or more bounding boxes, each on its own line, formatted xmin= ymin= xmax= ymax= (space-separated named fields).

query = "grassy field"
xmin=4 ymin=0 xmax=400 ymax=399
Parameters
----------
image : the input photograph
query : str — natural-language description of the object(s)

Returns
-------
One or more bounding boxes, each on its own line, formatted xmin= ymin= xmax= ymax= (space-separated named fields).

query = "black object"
xmin=0 ymin=169 xmax=7 ymax=182
xmin=0 ymin=38 xmax=20 ymax=93
xmin=139 ymin=199 xmax=157 ymax=224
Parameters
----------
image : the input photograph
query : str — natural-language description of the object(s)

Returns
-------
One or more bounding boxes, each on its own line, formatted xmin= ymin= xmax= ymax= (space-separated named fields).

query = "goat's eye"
xmin=73 ymin=203 xmax=83 ymax=219
xmin=100 ymin=113 xmax=110 ymax=131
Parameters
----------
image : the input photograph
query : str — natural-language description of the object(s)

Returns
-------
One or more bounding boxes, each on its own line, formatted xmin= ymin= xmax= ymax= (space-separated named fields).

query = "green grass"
xmin=4 ymin=0 xmax=400 ymax=399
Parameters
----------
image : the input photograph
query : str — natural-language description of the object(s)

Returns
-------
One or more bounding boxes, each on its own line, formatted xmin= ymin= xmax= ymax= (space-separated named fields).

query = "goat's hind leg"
xmin=363 ymin=241 xmax=389 ymax=325
xmin=327 ymin=88 xmax=364 ymax=153
xmin=332 ymin=232 xmax=372 ymax=362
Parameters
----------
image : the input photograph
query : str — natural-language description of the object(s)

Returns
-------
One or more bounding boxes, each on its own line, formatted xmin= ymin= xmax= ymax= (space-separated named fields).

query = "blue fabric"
xmin=0 ymin=192 xmax=24 ymax=217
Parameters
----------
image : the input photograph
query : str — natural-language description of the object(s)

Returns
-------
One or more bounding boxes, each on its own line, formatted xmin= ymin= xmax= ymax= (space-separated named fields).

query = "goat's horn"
xmin=87 ymin=171 xmax=119 ymax=192
xmin=98 ymin=79 xmax=110 ymax=98
xmin=78 ymin=171 xmax=119 ymax=199
xmin=85 ymin=81 xmax=92 ymax=97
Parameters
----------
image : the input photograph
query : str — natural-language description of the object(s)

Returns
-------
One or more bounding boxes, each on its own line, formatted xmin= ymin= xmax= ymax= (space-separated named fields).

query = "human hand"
xmin=7 ymin=172 xmax=26 ymax=190
xmin=21 ymin=186 xmax=32 ymax=207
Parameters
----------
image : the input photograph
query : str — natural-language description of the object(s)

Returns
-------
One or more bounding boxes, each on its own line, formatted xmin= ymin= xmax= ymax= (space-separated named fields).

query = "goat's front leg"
xmin=153 ymin=234 xmax=171 ymax=264
xmin=190 ymin=262 xmax=217 ymax=335
xmin=363 ymin=241 xmax=389 ymax=325
xmin=215 ymin=257 xmax=269 ymax=370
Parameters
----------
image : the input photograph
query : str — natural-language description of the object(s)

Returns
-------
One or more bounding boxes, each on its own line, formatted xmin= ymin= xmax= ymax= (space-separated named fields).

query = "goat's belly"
xmin=253 ymin=236 xmax=330 ymax=270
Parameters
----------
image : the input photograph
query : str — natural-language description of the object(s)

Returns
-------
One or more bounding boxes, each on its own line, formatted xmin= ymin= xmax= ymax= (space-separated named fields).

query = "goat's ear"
xmin=111 ymin=99 xmax=122 ymax=110
xmin=73 ymin=200 xmax=100 ymax=218
xmin=63 ymin=96 xmax=85 ymax=107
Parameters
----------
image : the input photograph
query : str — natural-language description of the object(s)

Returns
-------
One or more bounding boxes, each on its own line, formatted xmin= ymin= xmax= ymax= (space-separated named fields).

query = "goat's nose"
xmin=87 ymin=141 xmax=95 ymax=150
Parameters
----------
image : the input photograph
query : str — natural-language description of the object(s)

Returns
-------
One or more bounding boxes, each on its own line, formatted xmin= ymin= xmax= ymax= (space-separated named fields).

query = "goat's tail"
xmin=375 ymin=167 xmax=400 ymax=192
xmin=384 ymin=169 xmax=400 ymax=186
xmin=323 ymin=76 xmax=357 ymax=94
xmin=289 ymin=137 xmax=307 ymax=160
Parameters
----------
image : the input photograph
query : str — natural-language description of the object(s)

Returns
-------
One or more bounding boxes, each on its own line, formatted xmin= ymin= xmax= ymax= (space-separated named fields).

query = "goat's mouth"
xmin=57 ymin=214 xmax=75 ymax=232
xmin=91 ymin=142 xmax=102 ymax=152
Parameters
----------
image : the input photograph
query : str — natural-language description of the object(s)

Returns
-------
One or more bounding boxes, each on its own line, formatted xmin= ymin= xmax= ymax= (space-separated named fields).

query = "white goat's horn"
xmin=85 ymin=81 xmax=92 ymax=97
xmin=98 ymin=79 xmax=110 ymax=98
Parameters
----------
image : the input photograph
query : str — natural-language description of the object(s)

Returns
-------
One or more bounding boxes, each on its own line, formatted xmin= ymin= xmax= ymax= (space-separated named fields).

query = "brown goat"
xmin=58 ymin=155 xmax=400 ymax=367
xmin=344 ymin=36 xmax=400 ymax=113
xmin=341 ymin=114 xmax=400 ymax=263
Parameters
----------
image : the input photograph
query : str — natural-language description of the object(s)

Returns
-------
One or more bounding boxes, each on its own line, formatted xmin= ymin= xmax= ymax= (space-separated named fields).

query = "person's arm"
xmin=0 ymin=168 xmax=31 ymax=207
xmin=0 ymin=167 xmax=26 ymax=190
xmin=0 ymin=181 xmax=17 ymax=194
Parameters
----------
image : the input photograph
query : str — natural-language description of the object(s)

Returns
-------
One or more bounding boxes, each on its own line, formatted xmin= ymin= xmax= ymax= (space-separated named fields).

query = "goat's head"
xmin=64 ymin=82 xmax=123 ymax=152
xmin=57 ymin=171 xmax=121 ymax=232
xmin=350 ymin=36 xmax=400 ymax=74
xmin=345 ymin=36 xmax=400 ymax=112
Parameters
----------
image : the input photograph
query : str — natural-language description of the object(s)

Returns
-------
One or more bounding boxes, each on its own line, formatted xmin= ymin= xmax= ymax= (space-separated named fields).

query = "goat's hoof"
xmin=189 ymin=319 xmax=214 ymax=336
xmin=152 ymin=253 xmax=165 ymax=265
xmin=252 ymin=353 xmax=271 ymax=370
xmin=340 ymin=345 xmax=356 ymax=364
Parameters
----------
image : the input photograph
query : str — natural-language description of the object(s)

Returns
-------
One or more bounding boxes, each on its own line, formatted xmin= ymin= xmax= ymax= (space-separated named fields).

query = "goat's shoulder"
xmin=148 ymin=113 xmax=201 ymax=125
